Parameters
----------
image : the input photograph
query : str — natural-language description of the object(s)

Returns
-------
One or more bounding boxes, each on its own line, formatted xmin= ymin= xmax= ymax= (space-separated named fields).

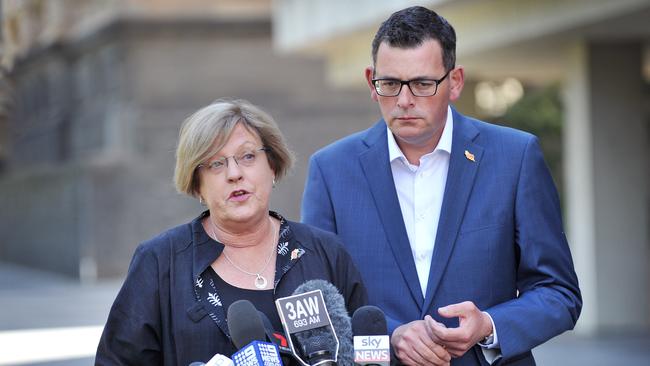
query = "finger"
xmin=436 ymin=326 xmax=467 ymax=341
xmin=396 ymin=333 xmax=448 ymax=365
xmin=413 ymin=345 xmax=450 ymax=365
xmin=424 ymin=315 xmax=446 ymax=342
xmin=415 ymin=330 xmax=451 ymax=363
xmin=442 ymin=343 xmax=467 ymax=358
xmin=427 ymin=316 xmax=459 ymax=343
xmin=424 ymin=314 xmax=446 ymax=328
xmin=393 ymin=324 xmax=442 ymax=365
xmin=438 ymin=301 xmax=473 ymax=318
xmin=429 ymin=342 xmax=452 ymax=362
xmin=397 ymin=320 xmax=452 ymax=365
xmin=436 ymin=329 xmax=474 ymax=358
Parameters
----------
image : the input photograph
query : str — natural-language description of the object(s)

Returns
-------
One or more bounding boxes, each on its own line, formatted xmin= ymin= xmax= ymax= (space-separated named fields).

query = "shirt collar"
xmin=387 ymin=105 xmax=454 ymax=163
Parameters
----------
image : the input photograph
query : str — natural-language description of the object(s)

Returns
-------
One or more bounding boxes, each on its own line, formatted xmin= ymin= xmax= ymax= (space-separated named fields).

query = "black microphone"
xmin=352 ymin=306 xmax=390 ymax=366
xmin=227 ymin=300 xmax=284 ymax=366
xmin=351 ymin=305 xmax=387 ymax=336
xmin=258 ymin=310 xmax=294 ymax=365
xmin=276 ymin=279 xmax=353 ymax=365
xmin=227 ymin=300 xmax=268 ymax=349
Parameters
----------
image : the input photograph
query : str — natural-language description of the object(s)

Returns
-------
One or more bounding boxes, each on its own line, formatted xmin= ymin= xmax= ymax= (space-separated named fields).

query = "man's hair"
xmin=371 ymin=6 xmax=456 ymax=72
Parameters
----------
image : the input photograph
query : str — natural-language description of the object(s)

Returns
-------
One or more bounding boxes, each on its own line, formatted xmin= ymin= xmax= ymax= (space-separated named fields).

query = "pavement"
xmin=0 ymin=261 xmax=648 ymax=366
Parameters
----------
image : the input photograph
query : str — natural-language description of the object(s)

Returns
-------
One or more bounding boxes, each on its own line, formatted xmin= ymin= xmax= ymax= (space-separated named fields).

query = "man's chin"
xmin=392 ymin=127 xmax=425 ymax=141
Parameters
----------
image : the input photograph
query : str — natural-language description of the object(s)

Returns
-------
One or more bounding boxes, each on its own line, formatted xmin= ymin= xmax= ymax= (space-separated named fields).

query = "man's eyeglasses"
xmin=371 ymin=69 xmax=451 ymax=97
xmin=198 ymin=147 xmax=269 ymax=174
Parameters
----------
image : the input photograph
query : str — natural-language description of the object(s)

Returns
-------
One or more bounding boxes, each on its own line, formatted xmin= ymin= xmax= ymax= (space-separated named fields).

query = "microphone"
xmin=207 ymin=354 xmax=235 ymax=366
xmin=258 ymin=310 xmax=294 ymax=365
xmin=231 ymin=341 xmax=284 ymax=366
xmin=227 ymin=300 xmax=284 ymax=366
xmin=294 ymin=280 xmax=353 ymax=366
xmin=352 ymin=306 xmax=390 ymax=366
xmin=276 ymin=279 xmax=353 ymax=365
xmin=227 ymin=300 xmax=268 ymax=349
xmin=187 ymin=354 xmax=235 ymax=366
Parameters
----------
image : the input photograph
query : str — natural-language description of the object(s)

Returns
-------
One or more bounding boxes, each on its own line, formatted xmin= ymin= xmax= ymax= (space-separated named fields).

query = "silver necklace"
xmin=211 ymin=216 xmax=277 ymax=289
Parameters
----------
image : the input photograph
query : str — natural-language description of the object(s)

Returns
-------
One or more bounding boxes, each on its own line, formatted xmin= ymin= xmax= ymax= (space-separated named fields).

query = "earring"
xmin=272 ymin=178 xmax=276 ymax=188
xmin=199 ymin=197 xmax=205 ymax=205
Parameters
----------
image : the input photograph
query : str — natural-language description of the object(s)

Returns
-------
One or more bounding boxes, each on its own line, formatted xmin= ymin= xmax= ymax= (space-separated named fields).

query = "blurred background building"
xmin=0 ymin=0 xmax=377 ymax=281
xmin=272 ymin=0 xmax=650 ymax=337
xmin=0 ymin=0 xmax=649 ymax=364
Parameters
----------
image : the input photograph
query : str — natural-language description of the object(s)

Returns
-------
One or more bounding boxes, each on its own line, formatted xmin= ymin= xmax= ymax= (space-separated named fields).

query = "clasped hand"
xmin=391 ymin=301 xmax=493 ymax=365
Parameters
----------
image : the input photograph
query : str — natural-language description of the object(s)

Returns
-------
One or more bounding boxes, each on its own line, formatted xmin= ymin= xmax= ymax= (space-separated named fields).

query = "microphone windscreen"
xmin=292 ymin=279 xmax=353 ymax=365
xmin=227 ymin=300 xmax=267 ymax=350
xmin=352 ymin=305 xmax=388 ymax=336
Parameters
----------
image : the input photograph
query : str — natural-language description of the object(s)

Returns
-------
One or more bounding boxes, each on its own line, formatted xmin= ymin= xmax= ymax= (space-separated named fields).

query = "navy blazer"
xmin=96 ymin=211 xmax=367 ymax=365
xmin=301 ymin=108 xmax=581 ymax=365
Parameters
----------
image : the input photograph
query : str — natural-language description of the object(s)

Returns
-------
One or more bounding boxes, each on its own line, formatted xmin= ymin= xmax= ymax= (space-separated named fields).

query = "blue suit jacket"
xmin=301 ymin=109 xmax=581 ymax=365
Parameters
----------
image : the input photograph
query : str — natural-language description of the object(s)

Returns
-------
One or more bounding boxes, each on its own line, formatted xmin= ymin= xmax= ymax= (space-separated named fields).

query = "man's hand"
xmin=426 ymin=301 xmax=493 ymax=358
xmin=391 ymin=320 xmax=451 ymax=366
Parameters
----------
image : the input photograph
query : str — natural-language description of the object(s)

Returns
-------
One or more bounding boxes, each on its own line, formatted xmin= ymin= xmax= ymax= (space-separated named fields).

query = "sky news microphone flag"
xmin=351 ymin=306 xmax=390 ymax=366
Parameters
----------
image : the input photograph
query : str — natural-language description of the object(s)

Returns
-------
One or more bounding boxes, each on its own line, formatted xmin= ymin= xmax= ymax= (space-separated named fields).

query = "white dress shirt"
xmin=387 ymin=106 xmax=501 ymax=363
xmin=387 ymin=106 xmax=453 ymax=296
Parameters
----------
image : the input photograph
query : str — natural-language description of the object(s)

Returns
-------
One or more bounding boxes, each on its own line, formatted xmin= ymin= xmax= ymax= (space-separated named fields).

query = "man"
xmin=301 ymin=6 xmax=581 ymax=366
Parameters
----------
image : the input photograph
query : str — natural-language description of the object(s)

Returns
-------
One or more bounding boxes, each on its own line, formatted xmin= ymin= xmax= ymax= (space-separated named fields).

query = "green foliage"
xmin=490 ymin=84 xmax=564 ymax=197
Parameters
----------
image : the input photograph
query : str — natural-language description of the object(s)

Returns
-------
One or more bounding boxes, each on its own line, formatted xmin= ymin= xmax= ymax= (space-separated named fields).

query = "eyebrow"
xmin=210 ymin=142 xmax=259 ymax=159
xmin=375 ymin=75 xmax=437 ymax=80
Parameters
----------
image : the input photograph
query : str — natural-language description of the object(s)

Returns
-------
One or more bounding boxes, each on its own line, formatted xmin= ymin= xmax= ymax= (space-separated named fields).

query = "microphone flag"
xmin=231 ymin=341 xmax=283 ymax=366
xmin=353 ymin=336 xmax=390 ymax=366
xmin=275 ymin=289 xmax=338 ymax=366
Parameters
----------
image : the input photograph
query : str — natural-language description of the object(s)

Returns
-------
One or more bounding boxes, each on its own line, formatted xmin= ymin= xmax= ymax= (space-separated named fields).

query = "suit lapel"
xmin=359 ymin=121 xmax=424 ymax=306
xmin=422 ymin=110 xmax=483 ymax=316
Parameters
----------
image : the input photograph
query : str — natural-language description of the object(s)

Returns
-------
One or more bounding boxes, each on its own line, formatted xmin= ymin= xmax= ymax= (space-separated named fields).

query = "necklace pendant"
xmin=254 ymin=274 xmax=268 ymax=289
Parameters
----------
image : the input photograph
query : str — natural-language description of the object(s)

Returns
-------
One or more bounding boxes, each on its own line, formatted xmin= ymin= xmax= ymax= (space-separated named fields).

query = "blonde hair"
xmin=174 ymin=99 xmax=295 ymax=197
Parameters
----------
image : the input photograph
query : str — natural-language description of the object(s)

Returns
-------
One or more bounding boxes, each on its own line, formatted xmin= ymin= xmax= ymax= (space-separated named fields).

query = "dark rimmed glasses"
xmin=371 ymin=69 xmax=451 ymax=97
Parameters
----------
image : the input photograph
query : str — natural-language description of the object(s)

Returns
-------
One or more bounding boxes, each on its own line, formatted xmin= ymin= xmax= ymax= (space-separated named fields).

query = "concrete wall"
xmin=0 ymin=18 xmax=377 ymax=280
xmin=564 ymin=41 xmax=650 ymax=333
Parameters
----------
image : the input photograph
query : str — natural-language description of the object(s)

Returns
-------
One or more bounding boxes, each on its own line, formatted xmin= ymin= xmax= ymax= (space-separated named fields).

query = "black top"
xmin=96 ymin=211 xmax=368 ymax=365
xmin=207 ymin=267 xmax=283 ymax=332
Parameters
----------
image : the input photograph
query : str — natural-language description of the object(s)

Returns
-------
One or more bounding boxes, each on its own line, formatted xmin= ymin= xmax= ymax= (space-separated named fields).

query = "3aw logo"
xmin=284 ymin=294 xmax=320 ymax=321
xmin=275 ymin=290 xmax=330 ymax=333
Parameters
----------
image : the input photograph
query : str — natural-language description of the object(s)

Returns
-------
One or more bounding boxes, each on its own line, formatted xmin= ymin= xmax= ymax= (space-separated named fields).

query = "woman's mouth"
xmin=229 ymin=190 xmax=250 ymax=201
xmin=228 ymin=189 xmax=249 ymax=201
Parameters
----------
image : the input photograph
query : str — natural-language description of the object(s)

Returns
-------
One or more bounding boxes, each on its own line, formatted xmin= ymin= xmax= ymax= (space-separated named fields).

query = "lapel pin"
xmin=290 ymin=248 xmax=305 ymax=260
xmin=464 ymin=150 xmax=475 ymax=162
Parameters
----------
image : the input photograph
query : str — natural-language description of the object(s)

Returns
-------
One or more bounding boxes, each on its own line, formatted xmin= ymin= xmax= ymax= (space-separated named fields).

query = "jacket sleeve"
xmin=95 ymin=244 xmax=163 ymax=366
xmin=487 ymin=136 xmax=582 ymax=359
xmin=302 ymin=154 xmax=337 ymax=233
xmin=334 ymin=242 xmax=369 ymax=316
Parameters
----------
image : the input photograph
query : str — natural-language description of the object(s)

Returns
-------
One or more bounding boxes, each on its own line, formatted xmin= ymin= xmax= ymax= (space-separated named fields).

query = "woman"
xmin=96 ymin=99 xmax=367 ymax=365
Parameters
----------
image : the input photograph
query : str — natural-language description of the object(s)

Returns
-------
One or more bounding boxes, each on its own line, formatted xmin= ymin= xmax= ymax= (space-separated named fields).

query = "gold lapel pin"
xmin=464 ymin=150 xmax=475 ymax=162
